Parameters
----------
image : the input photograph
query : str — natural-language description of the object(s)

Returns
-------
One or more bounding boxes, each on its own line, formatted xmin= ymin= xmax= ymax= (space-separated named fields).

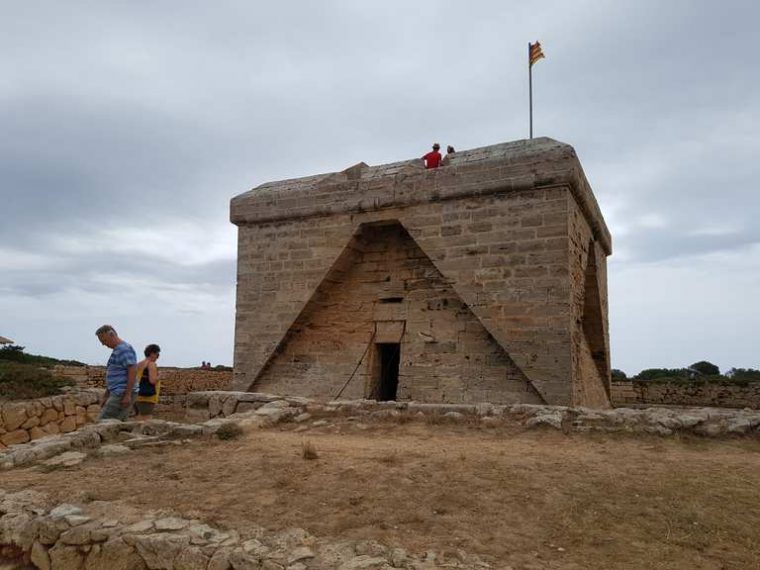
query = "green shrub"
xmin=0 ymin=345 xmax=86 ymax=367
xmin=611 ymin=368 xmax=628 ymax=380
xmin=0 ymin=361 xmax=75 ymax=400
xmin=727 ymin=368 xmax=760 ymax=382
xmin=634 ymin=374 xmax=756 ymax=386
xmin=635 ymin=368 xmax=688 ymax=381
xmin=216 ymin=422 xmax=244 ymax=440
xmin=689 ymin=361 xmax=720 ymax=375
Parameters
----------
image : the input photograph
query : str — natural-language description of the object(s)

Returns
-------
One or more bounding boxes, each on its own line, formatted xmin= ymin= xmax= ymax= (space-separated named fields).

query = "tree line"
xmin=612 ymin=360 xmax=760 ymax=382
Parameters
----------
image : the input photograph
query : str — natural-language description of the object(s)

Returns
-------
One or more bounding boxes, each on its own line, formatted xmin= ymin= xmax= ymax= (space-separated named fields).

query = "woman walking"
xmin=134 ymin=344 xmax=161 ymax=421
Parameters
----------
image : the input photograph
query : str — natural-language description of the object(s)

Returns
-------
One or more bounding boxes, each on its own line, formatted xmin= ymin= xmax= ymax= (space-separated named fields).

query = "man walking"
xmin=95 ymin=324 xmax=138 ymax=421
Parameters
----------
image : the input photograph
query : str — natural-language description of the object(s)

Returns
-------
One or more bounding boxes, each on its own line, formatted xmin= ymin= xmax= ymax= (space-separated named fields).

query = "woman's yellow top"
xmin=135 ymin=363 xmax=161 ymax=404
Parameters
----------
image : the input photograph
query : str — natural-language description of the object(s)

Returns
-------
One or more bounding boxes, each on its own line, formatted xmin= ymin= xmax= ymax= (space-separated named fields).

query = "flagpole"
xmin=528 ymin=42 xmax=533 ymax=139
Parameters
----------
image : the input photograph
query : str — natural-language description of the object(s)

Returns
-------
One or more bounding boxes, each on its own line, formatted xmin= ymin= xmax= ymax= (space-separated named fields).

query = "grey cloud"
xmin=1 ymin=1 xmax=759 ymax=367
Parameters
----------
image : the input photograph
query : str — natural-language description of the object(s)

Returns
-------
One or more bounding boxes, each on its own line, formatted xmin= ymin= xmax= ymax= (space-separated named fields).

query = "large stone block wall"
xmin=232 ymin=138 xmax=613 ymax=407
xmin=0 ymin=390 xmax=101 ymax=449
xmin=253 ymin=222 xmax=543 ymax=404
xmin=611 ymin=381 xmax=760 ymax=409
xmin=568 ymin=197 xmax=611 ymax=408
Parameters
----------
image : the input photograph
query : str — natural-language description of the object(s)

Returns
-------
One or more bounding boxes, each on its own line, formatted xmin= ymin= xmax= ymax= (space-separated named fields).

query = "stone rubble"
xmin=0 ymin=490 xmax=495 ymax=569
xmin=189 ymin=390 xmax=760 ymax=438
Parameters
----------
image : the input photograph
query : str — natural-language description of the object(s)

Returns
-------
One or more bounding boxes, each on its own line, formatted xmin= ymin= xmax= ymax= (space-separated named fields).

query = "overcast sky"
xmin=1 ymin=1 xmax=758 ymax=375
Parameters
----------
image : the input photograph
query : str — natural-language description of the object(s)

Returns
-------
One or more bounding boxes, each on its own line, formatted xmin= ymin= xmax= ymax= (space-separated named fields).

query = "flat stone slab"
xmin=43 ymin=451 xmax=87 ymax=467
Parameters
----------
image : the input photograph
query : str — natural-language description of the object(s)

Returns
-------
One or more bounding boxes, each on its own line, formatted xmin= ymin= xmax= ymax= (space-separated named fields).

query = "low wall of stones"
xmin=186 ymin=391 xmax=760 ymax=437
xmin=0 ymin=488 xmax=456 ymax=570
xmin=0 ymin=389 xmax=101 ymax=450
xmin=52 ymin=366 xmax=232 ymax=411
xmin=611 ymin=380 xmax=760 ymax=409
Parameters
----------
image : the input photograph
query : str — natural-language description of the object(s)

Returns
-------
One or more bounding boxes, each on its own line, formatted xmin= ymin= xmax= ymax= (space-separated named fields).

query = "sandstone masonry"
xmin=611 ymin=380 xmax=760 ymax=409
xmin=231 ymin=138 xmax=613 ymax=407
xmin=0 ymin=389 xmax=101 ymax=450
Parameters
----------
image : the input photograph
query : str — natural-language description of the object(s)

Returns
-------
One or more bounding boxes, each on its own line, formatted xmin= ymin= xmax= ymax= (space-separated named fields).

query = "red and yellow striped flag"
xmin=529 ymin=41 xmax=545 ymax=67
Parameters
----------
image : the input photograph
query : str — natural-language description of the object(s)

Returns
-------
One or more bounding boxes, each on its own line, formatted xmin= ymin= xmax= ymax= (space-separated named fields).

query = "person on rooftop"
xmin=422 ymin=143 xmax=442 ymax=169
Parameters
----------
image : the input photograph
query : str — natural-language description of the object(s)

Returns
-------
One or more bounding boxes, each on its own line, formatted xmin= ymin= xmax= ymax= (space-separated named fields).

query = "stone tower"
xmin=230 ymin=138 xmax=612 ymax=407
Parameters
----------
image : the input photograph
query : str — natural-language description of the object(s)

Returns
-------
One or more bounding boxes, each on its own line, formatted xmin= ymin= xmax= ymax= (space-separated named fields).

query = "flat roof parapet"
xmin=230 ymin=137 xmax=611 ymax=254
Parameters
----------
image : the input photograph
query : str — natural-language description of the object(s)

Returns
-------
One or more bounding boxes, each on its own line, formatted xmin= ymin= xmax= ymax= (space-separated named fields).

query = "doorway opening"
xmin=375 ymin=343 xmax=400 ymax=401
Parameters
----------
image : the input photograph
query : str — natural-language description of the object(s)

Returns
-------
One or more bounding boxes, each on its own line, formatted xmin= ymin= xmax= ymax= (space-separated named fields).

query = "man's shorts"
xmin=98 ymin=391 xmax=137 ymax=421
xmin=134 ymin=401 xmax=156 ymax=416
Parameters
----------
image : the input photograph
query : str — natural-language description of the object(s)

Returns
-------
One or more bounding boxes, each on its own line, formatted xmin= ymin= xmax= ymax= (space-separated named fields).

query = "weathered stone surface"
xmin=222 ymin=396 xmax=238 ymax=417
xmin=338 ymin=555 xmax=389 ymax=570
xmin=63 ymin=399 xmax=77 ymax=416
xmin=208 ymin=547 xmax=233 ymax=570
xmin=49 ymin=543 xmax=85 ymax=569
xmin=44 ymin=451 xmax=87 ymax=467
xmin=525 ymin=410 xmax=563 ymax=430
xmin=37 ymin=408 xmax=58 ymax=426
xmin=235 ymin=402 xmax=259 ymax=414
xmin=60 ymin=523 xmax=95 ymax=545
xmin=0 ymin=511 xmax=39 ymax=550
xmin=29 ymin=426 xmax=47 ymax=440
xmin=97 ymin=444 xmax=131 ymax=457
xmin=1 ymin=429 xmax=30 ymax=446
xmin=134 ymin=533 xmax=190 ymax=569
xmin=229 ymin=548 xmax=261 ymax=570
xmin=21 ymin=415 xmax=41 ymax=429
xmin=123 ymin=520 xmax=154 ymax=533
xmin=92 ymin=538 xmax=148 ymax=570
xmin=50 ymin=504 xmax=83 ymax=519
xmin=86 ymin=405 xmax=100 ymax=422
xmin=209 ymin=396 xmax=223 ymax=418
xmin=38 ymin=518 xmax=67 ymax=545
xmin=174 ymin=545 xmax=209 ymax=570
xmin=59 ymin=416 xmax=77 ymax=433
xmin=2 ymin=404 xmax=28 ymax=431
xmin=154 ymin=517 xmax=189 ymax=531
xmin=287 ymin=546 xmax=315 ymax=564
xmin=31 ymin=541 xmax=52 ymax=570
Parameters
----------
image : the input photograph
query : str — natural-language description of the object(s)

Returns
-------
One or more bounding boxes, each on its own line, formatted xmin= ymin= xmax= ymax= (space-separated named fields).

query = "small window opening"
xmin=375 ymin=343 xmax=400 ymax=401
xmin=379 ymin=297 xmax=404 ymax=304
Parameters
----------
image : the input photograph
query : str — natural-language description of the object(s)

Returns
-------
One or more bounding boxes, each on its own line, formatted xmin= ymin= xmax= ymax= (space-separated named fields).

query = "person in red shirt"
xmin=422 ymin=143 xmax=442 ymax=169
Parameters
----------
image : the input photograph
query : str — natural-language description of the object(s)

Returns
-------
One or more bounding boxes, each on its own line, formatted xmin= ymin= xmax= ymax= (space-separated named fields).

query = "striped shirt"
xmin=106 ymin=342 xmax=137 ymax=395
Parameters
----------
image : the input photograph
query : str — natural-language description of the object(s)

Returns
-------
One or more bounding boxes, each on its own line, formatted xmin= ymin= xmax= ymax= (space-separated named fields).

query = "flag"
xmin=529 ymin=41 xmax=545 ymax=67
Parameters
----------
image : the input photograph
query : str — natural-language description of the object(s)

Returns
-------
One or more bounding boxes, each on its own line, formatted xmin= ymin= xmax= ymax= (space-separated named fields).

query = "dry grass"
xmin=301 ymin=440 xmax=319 ymax=460
xmin=216 ymin=422 xmax=244 ymax=440
xmin=377 ymin=450 xmax=400 ymax=465
xmin=5 ymin=419 xmax=760 ymax=569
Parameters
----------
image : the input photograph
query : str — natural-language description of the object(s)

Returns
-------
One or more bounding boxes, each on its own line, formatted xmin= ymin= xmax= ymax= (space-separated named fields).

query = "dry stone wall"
xmin=611 ymin=380 xmax=760 ymax=409
xmin=184 ymin=391 xmax=760 ymax=437
xmin=231 ymin=138 xmax=613 ymax=408
xmin=52 ymin=366 xmax=232 ymax=411
xmin=0 ymin=389 xmax=101 ymax=450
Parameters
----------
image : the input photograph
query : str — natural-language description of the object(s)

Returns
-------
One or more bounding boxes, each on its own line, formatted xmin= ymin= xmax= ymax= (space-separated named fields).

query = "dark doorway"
xmin=376 ymin=343 xmax=400 ymax=401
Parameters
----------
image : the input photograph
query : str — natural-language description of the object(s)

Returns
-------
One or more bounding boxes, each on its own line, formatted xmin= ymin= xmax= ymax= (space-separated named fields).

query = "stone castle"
xmin=230 ymin=138 xmax=612 ymax=408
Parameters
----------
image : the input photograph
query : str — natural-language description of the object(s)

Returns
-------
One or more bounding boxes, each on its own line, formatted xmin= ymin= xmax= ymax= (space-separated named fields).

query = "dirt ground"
xmin=4 ymin=417 xmax=760 ymax=569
